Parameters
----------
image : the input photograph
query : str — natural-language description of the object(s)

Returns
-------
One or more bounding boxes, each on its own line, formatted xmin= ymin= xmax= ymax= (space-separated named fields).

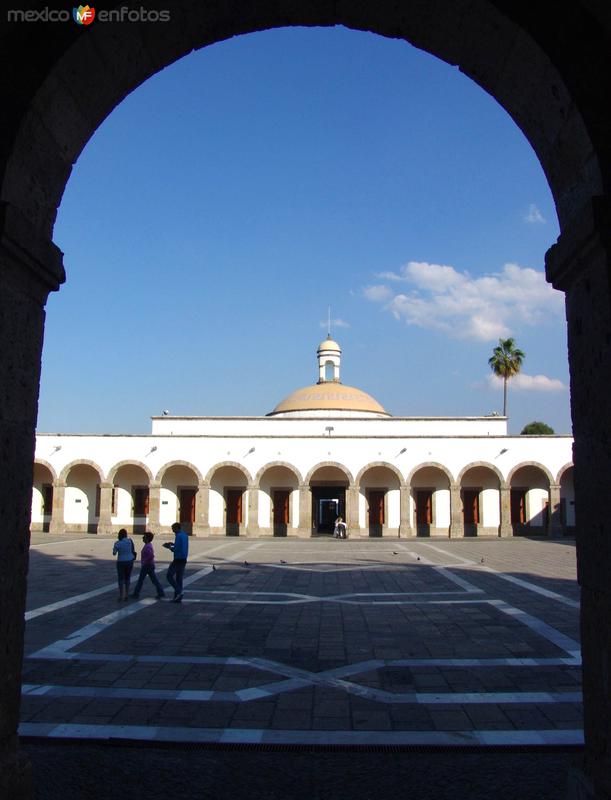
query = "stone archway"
xmin=156 ymin=461 xmax=203 ymax=535
xmin=61 ymin=461 xmax=104 ymax=534
xmin=457 ymin=462 xmax=504 ymax=537
xmin=207 ymin=462 xmax=251 ymax=536
xmin=306 ymin=462 xmax=354 ymax=535
xmin=356 ymin=462 xmax=403 ymax=537
xmin=408 ymin=463 xmax=454 ymax=537
xmin=508 ymin=462 xmax=553 ymax=534
xmin=256 ymin=463 xmax=302 ymax=536
xmin=2 ymin=4 xmax=611 ymax=796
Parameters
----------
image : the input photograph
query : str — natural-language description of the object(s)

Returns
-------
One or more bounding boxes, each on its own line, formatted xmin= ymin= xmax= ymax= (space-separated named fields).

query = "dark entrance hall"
xmin=311 ymin=486 xmax=346 ymax=534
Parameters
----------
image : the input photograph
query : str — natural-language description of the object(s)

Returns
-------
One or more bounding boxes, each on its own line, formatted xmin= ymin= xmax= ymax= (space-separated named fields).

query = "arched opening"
xmin=31 ymin=463 xmax=55 ymax=533
xmin=110 ymin=464 xmax=151 ymax=534
xmin=64 ymin=463 xmax=102 ymax=533
xmin=2 ymin=4 xmax=611 ymax=795
xmin=509 ymin=465 xmax=551 ymax=534
xmin=208 ymin=465 xmax=249 ymax=536
xmin=410 ymin=466 xmax=451 ymax=537
xmin=357 ymin=465 xmax=401 ymax=537
xmin=459 ymin=465 xmax=501 ymax=537
xmin=158 ymin=464 xmax=200 ymax=535
xmin=257 ymin=465 xmax=300 ymax=537
xmin=308 ymin=465 xmax=351 ymax=535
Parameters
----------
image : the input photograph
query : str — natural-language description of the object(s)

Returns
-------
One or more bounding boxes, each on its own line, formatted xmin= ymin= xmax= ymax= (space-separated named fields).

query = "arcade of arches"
xmin=2 ymin=3 xmax=611 ymax=798
xmin=31 ymin=457 xmax=576 ymax=539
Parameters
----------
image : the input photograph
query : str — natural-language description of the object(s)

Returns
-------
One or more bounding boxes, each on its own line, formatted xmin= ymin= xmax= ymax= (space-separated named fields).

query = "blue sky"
xmin=39 ymin=26 xmax=570 ymax=435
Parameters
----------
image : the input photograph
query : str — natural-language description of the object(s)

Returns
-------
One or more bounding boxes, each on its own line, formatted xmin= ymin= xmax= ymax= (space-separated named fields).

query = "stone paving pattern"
xmin=21 ymin=534 xmax=581 ymax=744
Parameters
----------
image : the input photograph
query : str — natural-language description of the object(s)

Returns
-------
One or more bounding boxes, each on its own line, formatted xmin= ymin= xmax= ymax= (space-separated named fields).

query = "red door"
xmin=416 ymin=490 xmax=433 ymax=525
xmin=226 ymin=490 xmax=243 ymax=524
xmin=133 ymin=487 xmax=149 ymax=516
xmin=511 ymin=489 xmax=527 ymax=525
xmin=368 ymin=490 xmax=385 ymax=525
xmin=273 ymin=490 xmax=290 ymax=525
xmin=179 ymin=488 xmax=197 ymax=524
xmin=462 ymin=489 xmax=480 ymax=524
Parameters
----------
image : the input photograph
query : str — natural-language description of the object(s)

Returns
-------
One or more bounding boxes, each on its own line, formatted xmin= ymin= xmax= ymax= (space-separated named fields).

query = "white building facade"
xmin=32 ymin=338 xmax=575 ymax=539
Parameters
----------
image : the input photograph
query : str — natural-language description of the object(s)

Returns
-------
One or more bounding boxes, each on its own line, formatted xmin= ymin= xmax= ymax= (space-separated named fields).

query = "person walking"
xmin=113 ymin=528 xmax=136 ymax=601
xmin=130 ymin=532 xmax=165 ymax=599
xmin=164 ymin=521 xmax=189 ymax=603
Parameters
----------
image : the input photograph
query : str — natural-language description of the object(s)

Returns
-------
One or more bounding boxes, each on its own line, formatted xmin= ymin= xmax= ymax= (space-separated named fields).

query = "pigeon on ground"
xmin=417 ymin=556 xmax=420 ymax=561
xmin=480 ymin=558 xmax=485 ymax=563
xmin=243 ymin=561 xmax=249 ymax=566
xmin=392 ymin=551 xmax=398 ymax=555
xmin=280 ymin=560 xmax=287 ymax=564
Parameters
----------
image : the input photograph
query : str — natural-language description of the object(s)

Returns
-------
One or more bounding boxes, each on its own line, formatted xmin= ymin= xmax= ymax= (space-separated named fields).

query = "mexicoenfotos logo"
xmin=7 ymin=6 xmax=170 ymax=23
xmin=73 ymin=5 xmax=95 ymax=25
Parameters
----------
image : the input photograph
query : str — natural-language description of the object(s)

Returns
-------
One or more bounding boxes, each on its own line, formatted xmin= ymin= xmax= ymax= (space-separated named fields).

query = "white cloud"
xmin=525 ymin=203 xmax=546 ymax=224
xmin=487 ymin=373 xmax=566 ymax=392
xmin=364 ymin=260 xmax=563 ymax=341
xmin=363 ymin=284 xmax=393 ymax=303
xmin=319 ymin=317 xmax=350 ymax=329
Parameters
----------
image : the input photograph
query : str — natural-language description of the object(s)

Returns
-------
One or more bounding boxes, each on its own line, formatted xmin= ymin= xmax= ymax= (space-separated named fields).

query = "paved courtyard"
xmin=21 ymin=534 xmax=581 ymax=748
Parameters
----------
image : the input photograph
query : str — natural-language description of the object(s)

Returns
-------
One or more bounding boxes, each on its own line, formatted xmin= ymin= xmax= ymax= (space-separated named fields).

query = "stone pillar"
xmin=97 ymin=481 xmax=113 ymax=535
xmin=194 ymin=481 xmax=209 ymax=536
xmin=297 ymin=484 xmax=312 ymax=537
xmin=398 ymin=484 xmax=413 ymax=537
xmin=499 ymin=486 xmax=513 ymax=537
xmin=449 ymin=485 xmax=464 ymax=538
xmin=48 ymin=480 xmax=66 ymax=534
xmin=247 ymin=485 xmax=259 ymax=537
xmin=343 ymin=484 xmax=358 ymax=536
xmin=0 ymin=202 xmax=65 ymax=799
xmin=346 ymin=484 xmax=360 ymax=536
xmin=147 ymin=481 xmax=161 ymax=534
xmin=546 ymin=198 xmax=611 ymax=799
xmin=548 ymin=484 xmax=563 ymax=538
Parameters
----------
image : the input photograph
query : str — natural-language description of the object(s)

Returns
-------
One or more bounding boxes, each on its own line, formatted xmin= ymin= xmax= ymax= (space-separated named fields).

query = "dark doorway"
xmin=179 ymin=487 xmax=197 ymax=534
xmin=368 ymin=489 xmax=385 ymax=537
xmin=511 ymin=487 xmax=527 ymax=534
xmin=273 ymin=489 xmax=290 ymax=537
xmin=462 ymin=488 xmax=480 ymax=537
xmin=311 ymin=486 xmax=345 ymax=534
xmin=133 ymin=486 xmax=149 ymax=534
xmin=42 ymin=483 xmax=53 ymax=533
xmin=416 ymin=489 xmax=433 ymax=536
xmin=226 ymin=488 xmax=243 ymax=536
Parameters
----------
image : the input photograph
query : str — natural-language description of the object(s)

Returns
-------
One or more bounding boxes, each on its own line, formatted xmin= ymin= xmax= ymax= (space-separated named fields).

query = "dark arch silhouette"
xmin=2 ymin=5 xmax=611 ymax=796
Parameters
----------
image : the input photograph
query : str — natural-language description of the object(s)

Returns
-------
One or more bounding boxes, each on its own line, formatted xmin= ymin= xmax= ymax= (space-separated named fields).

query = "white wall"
xmin=65 ymin=466 xmax=99 ymax=525
xmin=31 ymin=485 xmax=45 ymax=524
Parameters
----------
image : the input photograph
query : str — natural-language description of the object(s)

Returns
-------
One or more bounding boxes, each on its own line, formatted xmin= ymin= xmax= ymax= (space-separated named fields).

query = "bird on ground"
xmin=211 ymin=565 xmax=216 ymax=571
xmin=392 ymin=551 xmax=398 ymax=555
xmin=480 ymin=558 xmax=485 ymax=563
xmin=280 ymin=560 xmax=287 ymax=564
xmin=417 ymin=557 xmax=420 ymax=561
xmin=243 ymin=561 xmax=249 ymax=566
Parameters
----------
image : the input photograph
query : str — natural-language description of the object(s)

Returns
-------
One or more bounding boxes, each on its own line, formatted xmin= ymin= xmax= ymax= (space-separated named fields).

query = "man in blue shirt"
xmin=164 ymin=522 xmax=189 ymax=603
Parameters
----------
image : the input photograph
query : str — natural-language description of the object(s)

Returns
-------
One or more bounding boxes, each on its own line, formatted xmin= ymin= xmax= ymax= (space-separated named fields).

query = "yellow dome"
xmin=269 ymin=382 xmax=389 ymax=416
xmin=317 ymin=336 xmax=341 ymax=352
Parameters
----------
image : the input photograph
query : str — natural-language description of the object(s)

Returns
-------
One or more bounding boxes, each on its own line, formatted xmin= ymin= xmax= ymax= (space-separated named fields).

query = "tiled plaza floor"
xmin=21 ymin=534 xmax=581 ymax=747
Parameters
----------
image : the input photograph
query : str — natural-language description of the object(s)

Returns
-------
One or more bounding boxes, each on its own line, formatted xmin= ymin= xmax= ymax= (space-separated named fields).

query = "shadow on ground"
xmin=24 ymin=742 xmax=581 ymax=800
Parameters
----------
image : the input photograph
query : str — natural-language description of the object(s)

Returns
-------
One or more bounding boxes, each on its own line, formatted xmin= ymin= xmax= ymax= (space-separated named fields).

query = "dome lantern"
xmin=317 ymin=335 xmax=342 ymax=384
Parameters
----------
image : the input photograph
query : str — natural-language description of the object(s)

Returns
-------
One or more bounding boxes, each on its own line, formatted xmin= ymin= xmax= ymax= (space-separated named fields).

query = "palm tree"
xmin=488 ymin=337 xmax=525 ymax=417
